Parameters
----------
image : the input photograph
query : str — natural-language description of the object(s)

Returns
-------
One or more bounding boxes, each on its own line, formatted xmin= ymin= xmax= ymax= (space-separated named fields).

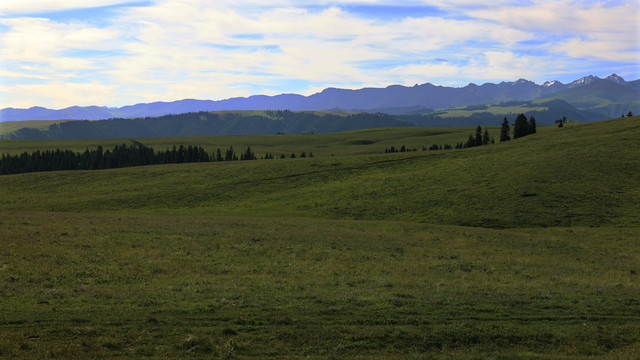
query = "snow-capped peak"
xmin=543 ymin=80 xmax=563 ymax=87
xmin=568 ymin=75 xmax=600 ymax=88
xmin=605 ymin=74 xmax=626 ymax=84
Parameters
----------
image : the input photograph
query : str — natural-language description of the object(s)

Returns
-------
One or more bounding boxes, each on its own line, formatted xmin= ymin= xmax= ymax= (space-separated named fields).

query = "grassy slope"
xmin=1 ymin=120 xmax=637 ymax=228
xmin=0 ymin=119 xmax=72 ymax=136
xmin=0 ymin=126 xmax=487 ymax=156
xmin=0 ymin=117 xmax=639 ymax=359
xmin=433 ymin=105 xmax=548 ymax=118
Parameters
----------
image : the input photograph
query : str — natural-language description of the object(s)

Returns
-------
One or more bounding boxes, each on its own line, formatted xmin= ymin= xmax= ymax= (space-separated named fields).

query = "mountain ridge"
xmin=1 ymin=74 xmax=638 ymax=122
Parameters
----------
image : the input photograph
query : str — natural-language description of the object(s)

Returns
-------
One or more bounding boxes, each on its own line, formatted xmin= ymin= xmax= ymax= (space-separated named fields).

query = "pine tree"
xmin=466 ymin=134 xmax=475 ymax=148
xmin=529 ymin=116 xmax=537 ymax=134
xmin=513 ymin=113 xmax=529 ymax=139
xmin=475 ymin=126 xmax=483 ymax=146
xmin=482 ymin=129 xmax=490 ymax=145
xmin=500 ymin=117 xmax=511 ymax=142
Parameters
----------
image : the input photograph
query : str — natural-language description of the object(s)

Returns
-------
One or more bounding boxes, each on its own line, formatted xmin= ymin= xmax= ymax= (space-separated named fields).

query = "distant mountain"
xmin=536 ymin=78 xmax=640 ymax=119
xmin=1 ymin=74 xmax=638 ymax=123
xmin=1 ymin=98 xmax=601 ymax=141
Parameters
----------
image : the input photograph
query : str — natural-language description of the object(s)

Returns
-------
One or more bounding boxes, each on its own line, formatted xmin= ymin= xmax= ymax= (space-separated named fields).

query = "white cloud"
xmin=0 ymin=81 xmax=118 ymax=109
xmin=0 ymin=0 xmax=638 ymax=108
xmin=0 ymin=0 xmax=135 ymax=16
xmin=0 ymin=17 xmax=119 ymax=64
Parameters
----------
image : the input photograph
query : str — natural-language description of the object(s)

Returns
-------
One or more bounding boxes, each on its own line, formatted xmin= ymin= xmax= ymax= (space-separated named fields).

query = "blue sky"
xmin=0 ymin=0 xmax=638 ymax=109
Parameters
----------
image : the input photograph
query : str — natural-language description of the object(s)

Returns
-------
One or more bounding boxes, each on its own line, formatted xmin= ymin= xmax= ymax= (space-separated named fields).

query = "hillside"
xmin=1 ymin=117 xmax=639 ymax=359
xmin=537 ymin=78 xmax=640 ymax=118
xmin=2 ymin=117 xmax=638 ymax=228
xmin=400 ymin=98 xmax=599 ymax=126
xmin=0 ymin=99 xmax=602 ymax=140
xmin=1 ymin=110 xmax=412 ymax=140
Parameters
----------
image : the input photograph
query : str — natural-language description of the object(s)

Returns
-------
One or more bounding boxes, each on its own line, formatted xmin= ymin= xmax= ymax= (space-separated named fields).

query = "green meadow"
xmin=0 ymin=117 xmax=639 ymax=358
xmin=0 ymin=120 xmax=72 ymax=137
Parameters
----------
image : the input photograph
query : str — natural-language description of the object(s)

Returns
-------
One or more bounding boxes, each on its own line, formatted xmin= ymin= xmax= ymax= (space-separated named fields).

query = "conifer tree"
xmin=466 ymin=134 xmax=475 ymax=148
xmin=475 ymin=126 xmax=483 ymax=146
xmin=529 ymin=116 xmax=537 ymax=134
xmin=513 ymin=113 xmax=529 ymax=139
xmin=500 ymin=117 xmax=511 ymax=142
xmin=482 ymin=129 xmax=490 ymax=145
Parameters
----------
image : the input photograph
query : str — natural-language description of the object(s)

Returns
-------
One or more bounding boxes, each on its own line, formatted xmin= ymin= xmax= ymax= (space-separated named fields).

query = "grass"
xmin=0 ymin=120 xmax=72 ymax=136
xmin=1 ymin=211 xmax=639 ymax=359
xmin=435 ymin=105 xmax=549 ymax=118
xmin=0 ymin=117 xmax=639 ymax=358
xmin=0 ymin=126 xmax=489 ymax=156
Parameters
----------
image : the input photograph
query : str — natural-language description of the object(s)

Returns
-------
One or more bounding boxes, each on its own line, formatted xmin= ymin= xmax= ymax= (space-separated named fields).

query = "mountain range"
xmin=1 ymin=74 xmax=638 ymax=123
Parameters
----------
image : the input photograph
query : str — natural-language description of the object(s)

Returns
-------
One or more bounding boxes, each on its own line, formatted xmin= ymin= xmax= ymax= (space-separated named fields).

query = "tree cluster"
xmin=555 ymin=116 xmax=567 ymax=128
xmin=0 ymin=141 xmax=315 ymax=176
xmin=512 ymin=113 xmax=536 ymax=139
xmin=0 ymin=142 xmax=210 ymax=175
xmin=499 ymin=114 xmax=536 ymax=141
xmin=465 ymin=126 xmax=494 ymax=148
xmin=384 ymin=145 xmax=417 ymax=153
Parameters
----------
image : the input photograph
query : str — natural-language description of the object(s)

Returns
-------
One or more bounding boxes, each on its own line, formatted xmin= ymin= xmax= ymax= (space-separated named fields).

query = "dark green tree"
xmin=475 ymin=126 xmax=483 ymax=146
xmin=529 ymin=115 xmax=537 ymax=134
xmin=513 ymin=113 xmax=529 ymax=139
xmin=465 ymin=134 xmax=475 ymax=148
xmin=482 ymin=129 xmax=490 ymax=145
xmin=500 ymin=117 xmax=511 ymax=142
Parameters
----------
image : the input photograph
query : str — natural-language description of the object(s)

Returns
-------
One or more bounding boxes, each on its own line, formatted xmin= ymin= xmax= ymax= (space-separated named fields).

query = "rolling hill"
xmin=1 ymin=111 xmax=412 ymax=140
xmin=0 ymin=99 xmax=609 ymax=141
xmin=2 ymin=117 xmax=638 ymax=228
xmin=1 ymin=116 xmax=639 ymax=358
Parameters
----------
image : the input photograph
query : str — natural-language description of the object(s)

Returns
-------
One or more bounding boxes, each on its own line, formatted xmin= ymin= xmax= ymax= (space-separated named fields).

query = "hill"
xmin=2 ymin=117 xmax=638 ymax=228
xmin=537 ymin=78 xmax=640 ymax=119
xmin=1 ymin=110 xmax=412 ymax=140
xmin=399 ymin=98 xmax=600 ymax=126
xmin=0 ymin=117 xmax=639 ymax=358
xmin=0 ymin=99 xmax=605 ymax=140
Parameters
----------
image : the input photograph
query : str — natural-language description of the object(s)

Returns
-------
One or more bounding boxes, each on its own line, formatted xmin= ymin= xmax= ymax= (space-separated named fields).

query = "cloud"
xmin=0 ymin=80 xmax=118 ymax=109
xmin=0 ymin=0 xmax=638 ymax=108
xmin=0 ymin=0 xmax=136 ymax=16
xmin=0 ymin=17 xmax=119 ymax=64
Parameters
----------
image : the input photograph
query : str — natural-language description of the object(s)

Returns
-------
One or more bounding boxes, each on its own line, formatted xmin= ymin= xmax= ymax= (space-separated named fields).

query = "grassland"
xmin=0 ymin=126 xmax=487 ymax=156
xmin=432 ymin=105 xmax=548 ymax=118
xmin=0 ymin=120 xmax=72 ymax=136
xmin=0 ymin=117 xmax=639 ymax=358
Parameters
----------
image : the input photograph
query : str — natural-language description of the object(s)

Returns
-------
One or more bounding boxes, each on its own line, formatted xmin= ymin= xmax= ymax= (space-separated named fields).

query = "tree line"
xmin=0 ymin=142 xmax=313 ymax=175
xmin=384 ymin=113 xmax=538 ymax=154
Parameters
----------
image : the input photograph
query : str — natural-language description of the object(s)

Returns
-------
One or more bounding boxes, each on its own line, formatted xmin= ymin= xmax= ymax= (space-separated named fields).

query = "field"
xmin=0 ymin=126 xmax=486 ymax=157
xmin=0 ymin=120 xmax=72 ymax=137
xmin=0 ymin=117 xmax=639 ymax=358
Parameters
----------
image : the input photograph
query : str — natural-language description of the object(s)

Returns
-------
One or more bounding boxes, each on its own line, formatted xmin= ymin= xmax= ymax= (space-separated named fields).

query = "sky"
xmin=0 ymin=0 xmax=638 ymax=109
